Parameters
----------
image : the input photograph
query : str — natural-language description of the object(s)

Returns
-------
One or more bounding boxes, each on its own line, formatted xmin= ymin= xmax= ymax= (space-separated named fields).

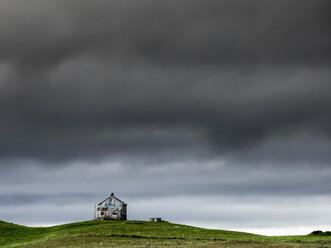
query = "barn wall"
xmin=121 ymin=205 xmax=127 ymax=220
xmin=105 ymin=210 xmax=121 ymax=220
xmin=95 ymin=210 xmax=124 ymax=220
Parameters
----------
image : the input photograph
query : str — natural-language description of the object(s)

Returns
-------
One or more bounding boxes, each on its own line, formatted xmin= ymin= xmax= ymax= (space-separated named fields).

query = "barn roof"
xmin=98 ymin=193 xmax=127 ymax=206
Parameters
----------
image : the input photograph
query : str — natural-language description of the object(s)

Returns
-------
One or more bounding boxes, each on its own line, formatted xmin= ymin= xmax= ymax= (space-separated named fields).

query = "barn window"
xmin=100 ymin=211 xmax=104 ymax=215
xmin=112 ymin=212 xmax=117 ymax=215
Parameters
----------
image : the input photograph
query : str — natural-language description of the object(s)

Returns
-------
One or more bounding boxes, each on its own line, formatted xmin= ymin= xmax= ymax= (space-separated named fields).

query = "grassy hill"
xmin=1 ymin=220 xmax=331 ymax=248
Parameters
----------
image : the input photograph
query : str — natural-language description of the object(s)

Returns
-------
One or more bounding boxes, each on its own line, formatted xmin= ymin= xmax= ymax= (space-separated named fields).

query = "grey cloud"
xmin=1 ymin=159 xmax=330 ymax=197
xmin=0 ymin=0 xmax=330 ymax=69
xmin=1 ymin=63 xmax=330 ymax=162
xmin=0 ymin=1 xmax=330 ymax=164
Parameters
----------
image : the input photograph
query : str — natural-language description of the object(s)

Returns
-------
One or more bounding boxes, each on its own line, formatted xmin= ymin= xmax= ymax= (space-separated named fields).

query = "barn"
xmin=95 ymin=193 xmax=127 ymax=220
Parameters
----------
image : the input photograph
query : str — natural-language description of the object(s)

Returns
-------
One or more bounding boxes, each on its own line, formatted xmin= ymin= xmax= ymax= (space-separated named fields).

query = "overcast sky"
xmin=1 ymin=0 xmax=331 ymax=235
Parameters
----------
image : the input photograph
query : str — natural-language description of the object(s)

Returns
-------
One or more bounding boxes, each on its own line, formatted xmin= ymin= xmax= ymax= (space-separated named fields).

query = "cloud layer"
xmin=1 ymin=0 xmax=331 ymax=162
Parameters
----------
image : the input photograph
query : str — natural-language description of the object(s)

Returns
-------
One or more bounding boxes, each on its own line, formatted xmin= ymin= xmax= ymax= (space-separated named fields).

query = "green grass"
xmin=1 ymin=220 xmax=331 ymax=247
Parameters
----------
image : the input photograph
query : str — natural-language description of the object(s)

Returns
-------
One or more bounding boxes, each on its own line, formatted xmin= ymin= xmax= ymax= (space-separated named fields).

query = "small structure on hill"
xmin=95 ymin=193 xmax=127 ymax=220
xmin=149 ymin=217 xmax=162 ymax=222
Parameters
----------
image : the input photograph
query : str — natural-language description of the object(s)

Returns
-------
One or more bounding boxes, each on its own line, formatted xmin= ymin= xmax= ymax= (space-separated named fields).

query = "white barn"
xmin=95 ymin=193 xmax=127 ymax=220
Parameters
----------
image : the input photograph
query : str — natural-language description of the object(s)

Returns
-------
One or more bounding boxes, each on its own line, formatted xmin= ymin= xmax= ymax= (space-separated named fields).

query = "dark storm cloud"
xmin=1 ymin=0 xmax=330 ymax=67
xmin=0 ymin=0 xmax=330 ymax=163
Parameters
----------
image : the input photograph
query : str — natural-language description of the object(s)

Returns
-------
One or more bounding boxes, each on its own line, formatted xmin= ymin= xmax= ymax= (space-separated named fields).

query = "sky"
xmin=1 ymin=0 xmax=331 ymax=235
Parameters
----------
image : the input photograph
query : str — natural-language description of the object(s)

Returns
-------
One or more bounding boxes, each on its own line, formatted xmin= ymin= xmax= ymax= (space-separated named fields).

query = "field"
xmin=1 ymin=220 xmax=331 ymax=248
